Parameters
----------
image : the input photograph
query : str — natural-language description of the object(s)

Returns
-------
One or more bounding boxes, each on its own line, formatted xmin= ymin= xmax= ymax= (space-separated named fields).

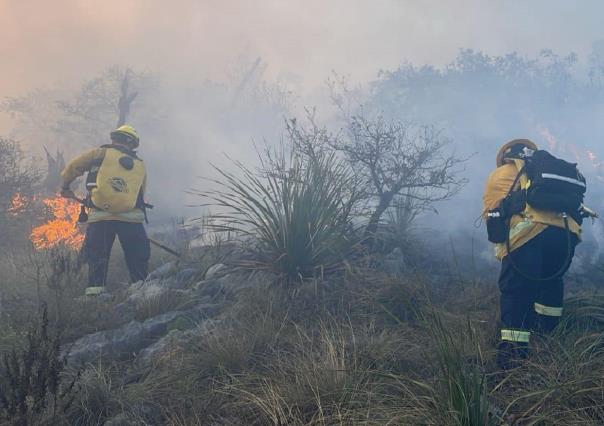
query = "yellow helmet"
xmin=110 ymin=124 xmax=140 ymax=148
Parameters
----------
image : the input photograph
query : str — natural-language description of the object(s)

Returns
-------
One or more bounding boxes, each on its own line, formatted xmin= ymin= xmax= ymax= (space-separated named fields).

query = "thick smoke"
xmin=355 ymin=49 xmax=604 ymax=268
xmin=1 ymin=0 xmax=603 ymax=98
xmin=2 ymin=1 xmax=604 ymax=268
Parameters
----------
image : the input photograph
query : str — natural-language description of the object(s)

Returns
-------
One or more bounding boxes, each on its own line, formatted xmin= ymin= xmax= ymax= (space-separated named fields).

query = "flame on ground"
xmin=30 ymin=196 xmax=84 ymax=250
xmin=8 ymin=193 xmax=28 ymax=216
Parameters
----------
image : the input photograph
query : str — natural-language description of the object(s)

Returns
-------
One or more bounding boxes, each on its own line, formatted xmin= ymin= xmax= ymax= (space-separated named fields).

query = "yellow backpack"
xmin=90 ymin=147 xmax=146 ymax=213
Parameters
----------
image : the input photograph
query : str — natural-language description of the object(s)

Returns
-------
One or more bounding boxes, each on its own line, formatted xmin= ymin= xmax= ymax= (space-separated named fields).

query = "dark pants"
xmin=81 ymin=220 xmax=150 ymax=287
xmin=497 ymin=226 xmax=577 ymax=369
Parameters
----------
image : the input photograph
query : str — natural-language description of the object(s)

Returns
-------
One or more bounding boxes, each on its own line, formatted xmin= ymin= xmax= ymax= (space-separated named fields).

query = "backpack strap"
xmin=511 ymin=159 xmax=529 ymax=190
xmin=504 ymin=157 xmax=574 ymax=281
xmin=501 ymin=161 xmax=526 ymax=205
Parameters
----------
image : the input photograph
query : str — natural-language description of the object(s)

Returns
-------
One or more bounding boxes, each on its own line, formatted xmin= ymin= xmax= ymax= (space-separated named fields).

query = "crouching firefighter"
xmin=483 ymin=139 xmax=590 ymax=369
xmin=60 ymin=125 xmax=151 ymax=297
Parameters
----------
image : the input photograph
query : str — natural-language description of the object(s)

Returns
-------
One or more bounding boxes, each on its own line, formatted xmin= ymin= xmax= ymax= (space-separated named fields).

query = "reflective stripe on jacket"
xmin=483 ymin=159 xmax=581 ymax=260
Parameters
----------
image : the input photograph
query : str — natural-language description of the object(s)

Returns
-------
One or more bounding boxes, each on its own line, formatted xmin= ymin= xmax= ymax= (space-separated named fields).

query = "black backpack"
xmin=523 ymin=150 xmax=586 ymax=218
xmin=486 ymin=148 xmax=586 ymax=281
xmin=487 ymin=149 xmax=586 ymax=244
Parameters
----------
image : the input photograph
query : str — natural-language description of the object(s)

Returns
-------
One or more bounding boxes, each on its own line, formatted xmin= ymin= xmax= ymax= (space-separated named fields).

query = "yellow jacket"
xmin=61 ymin=146 xmax=146 ymax=223
xmin=483 ymin=143 xmax=581 ymax=260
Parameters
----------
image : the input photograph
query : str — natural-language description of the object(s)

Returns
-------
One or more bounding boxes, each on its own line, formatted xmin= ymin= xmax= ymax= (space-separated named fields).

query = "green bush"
xmin=201 ymin=147 xmax=362 ymax=282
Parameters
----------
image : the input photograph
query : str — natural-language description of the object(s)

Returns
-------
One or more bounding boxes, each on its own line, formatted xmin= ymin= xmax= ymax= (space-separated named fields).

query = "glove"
xmin=60 ymin=188 xmax=76 ymax=200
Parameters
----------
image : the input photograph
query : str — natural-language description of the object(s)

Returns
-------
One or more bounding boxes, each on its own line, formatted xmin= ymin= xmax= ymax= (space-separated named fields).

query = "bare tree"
xmin=116 ymin=69 xmax=138 ymax=127
xmin=42 ymin=147 xmax=65 ymax=193
xmin=42 ymin=69 xmax=138 ymax=191
xmin=4 ymin=67 xmax=155 ymax=192
xmin=286 ymin=110 xmax=466 ymax=245
xmin=55 ymin=66 xmax=150 ymax=146
xmin=332 ymin=113 xmax=466 ymax=242
xmin=230 ymin=57 xmax=263 ymax=106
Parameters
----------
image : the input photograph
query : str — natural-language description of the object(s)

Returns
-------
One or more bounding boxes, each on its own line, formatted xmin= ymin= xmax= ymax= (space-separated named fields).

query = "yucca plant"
xmin=199 ymin=145 xmax=362 ymax=282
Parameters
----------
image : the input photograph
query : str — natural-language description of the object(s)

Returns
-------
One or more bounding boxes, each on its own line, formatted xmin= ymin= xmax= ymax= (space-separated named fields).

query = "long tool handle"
xmin=148 ymin=237 xmax=182 ymax=258
xmin=64 ymin=194 xmax=182 ymax=258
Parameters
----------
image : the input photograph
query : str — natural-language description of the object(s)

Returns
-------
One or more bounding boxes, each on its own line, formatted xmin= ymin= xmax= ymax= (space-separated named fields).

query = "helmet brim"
xmin=496 ymin=139 xmax=538 ymax=167
xmin=111 ymin=131 xmax=139 ymax=148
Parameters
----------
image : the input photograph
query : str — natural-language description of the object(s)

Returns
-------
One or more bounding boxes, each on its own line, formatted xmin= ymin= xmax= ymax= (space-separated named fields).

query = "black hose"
xmin=505 ymin=214 xmax=573 ymax=282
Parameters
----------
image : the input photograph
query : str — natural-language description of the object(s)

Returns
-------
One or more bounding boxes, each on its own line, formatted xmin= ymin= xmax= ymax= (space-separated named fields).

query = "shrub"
xmin=201 ymin=146 xmax=362 ymax=282
xmin=67 ymin=363 xmax=126 ymax=426
xmin=0 ymin=138 xmax=40 ymax=250
xmin=0 ymin=306 xmax=76 ymax=425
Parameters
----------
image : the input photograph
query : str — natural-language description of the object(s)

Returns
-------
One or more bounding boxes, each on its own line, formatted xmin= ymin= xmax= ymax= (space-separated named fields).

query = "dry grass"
xmin=1 ymin=235 xmax=603 ymax=425
xmin=100 ymin=272 xmax=602 ymax=426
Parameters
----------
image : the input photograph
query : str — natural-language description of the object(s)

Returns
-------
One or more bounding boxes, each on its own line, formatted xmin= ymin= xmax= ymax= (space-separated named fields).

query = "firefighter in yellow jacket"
xmin=60 ymin=125 xmax=150 ymax=296
xmin=483 ymin=139 xmax=582 ymax=368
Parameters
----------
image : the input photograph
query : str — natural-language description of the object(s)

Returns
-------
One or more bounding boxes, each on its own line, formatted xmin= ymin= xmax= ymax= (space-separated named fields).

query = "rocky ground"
xmin=1 ymin=243 xmax=603 ymax=425
xmin=66 ymin=261 xmax=227 ymax=367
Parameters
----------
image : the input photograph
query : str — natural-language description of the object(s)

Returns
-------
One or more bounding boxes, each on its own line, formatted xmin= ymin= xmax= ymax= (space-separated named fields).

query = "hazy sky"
xmin=1 ymin=0 xmax=603 ymax=97
xmin=2 ymin=0 xmax=604 ymax=234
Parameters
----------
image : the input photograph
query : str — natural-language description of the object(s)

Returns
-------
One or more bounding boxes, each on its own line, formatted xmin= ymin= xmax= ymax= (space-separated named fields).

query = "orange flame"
xmin=539 ymin=127 xmax=604 ymax=182
xmin=8 ymin=193 xmax=28 ymax=216
xmin=587 ymin=150 xmax=601 ymax=167
xmin=539 ymin=127 xmax=558 ymax=153
xmin=30 ymin=196 xmax=84 ymax=250
xmin=586 ymin=150 xmax=604 ymax=182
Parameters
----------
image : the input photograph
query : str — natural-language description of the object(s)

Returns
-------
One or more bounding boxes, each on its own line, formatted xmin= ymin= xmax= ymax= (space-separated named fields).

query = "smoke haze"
xmin=2 ymin=0 xmax=603 ymax=97
xmin=2 ymin=0 xmax=604 ymax=263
